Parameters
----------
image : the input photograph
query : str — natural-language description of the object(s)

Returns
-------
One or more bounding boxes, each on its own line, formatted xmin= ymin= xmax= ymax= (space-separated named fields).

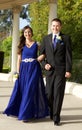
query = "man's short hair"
xmin=52 ymin=18 xmax=62 ymax=25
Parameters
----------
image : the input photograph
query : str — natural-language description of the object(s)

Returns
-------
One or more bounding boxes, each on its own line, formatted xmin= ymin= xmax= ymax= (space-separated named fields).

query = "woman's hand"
xmin=13 ymin=72 xmax=19 ymax=79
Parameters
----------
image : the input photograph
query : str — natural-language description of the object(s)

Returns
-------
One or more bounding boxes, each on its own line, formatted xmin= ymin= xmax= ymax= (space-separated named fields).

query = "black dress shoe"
xmin=54 ymin=120 xmax=60 ymax=126
xmin=54 ymin=115 xmax=60 ymax=126
xmin=23 ymin=120 xmax=28 ymax=123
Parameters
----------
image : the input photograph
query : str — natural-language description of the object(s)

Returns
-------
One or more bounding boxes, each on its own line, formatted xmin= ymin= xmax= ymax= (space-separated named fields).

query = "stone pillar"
xmin=11 ymin=5 xmax=21 ymax=74
xmin=48 ymin=0 xmax=57 ymax=34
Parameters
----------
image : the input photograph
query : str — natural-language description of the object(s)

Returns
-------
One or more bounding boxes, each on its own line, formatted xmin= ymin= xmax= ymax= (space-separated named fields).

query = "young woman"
xmin=3 ymin=26 xmax=49 ymax=121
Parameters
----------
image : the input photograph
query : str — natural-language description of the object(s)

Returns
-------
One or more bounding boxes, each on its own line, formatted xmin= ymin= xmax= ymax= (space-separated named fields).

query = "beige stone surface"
xmin=0 ymin=80 xmax=82 ymax=130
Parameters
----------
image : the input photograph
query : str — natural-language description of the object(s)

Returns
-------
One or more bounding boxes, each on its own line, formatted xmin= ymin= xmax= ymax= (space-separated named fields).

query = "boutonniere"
xmin=56 ymin=36 xmax=64 ymax=45
xmin=56 ymin=36 xmax=62 ymax=41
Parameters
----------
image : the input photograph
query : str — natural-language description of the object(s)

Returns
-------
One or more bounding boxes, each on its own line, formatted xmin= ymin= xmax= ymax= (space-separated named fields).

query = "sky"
xmin=19 ymin=4 xmax=30 ymax=29
xmin=19 ymin=18 xmax=29 ymax=29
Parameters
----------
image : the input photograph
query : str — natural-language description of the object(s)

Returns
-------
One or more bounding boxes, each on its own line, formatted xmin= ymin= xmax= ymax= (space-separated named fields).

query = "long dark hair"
xmin=17 ymin=25 xmax=33 ymax=54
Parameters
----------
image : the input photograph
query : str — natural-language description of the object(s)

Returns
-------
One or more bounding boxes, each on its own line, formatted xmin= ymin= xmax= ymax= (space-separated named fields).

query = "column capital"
xmin=49 ymin=0 xmax=57 ymax=3
xmin=12 ymin=5 xmax=22 ymax=13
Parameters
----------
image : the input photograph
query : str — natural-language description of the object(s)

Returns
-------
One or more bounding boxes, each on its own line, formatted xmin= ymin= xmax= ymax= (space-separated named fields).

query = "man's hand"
xmin=45 ymin=64 xmax=51 ymax=70
xmin=65 ymin=72 xmax=71 ymax=78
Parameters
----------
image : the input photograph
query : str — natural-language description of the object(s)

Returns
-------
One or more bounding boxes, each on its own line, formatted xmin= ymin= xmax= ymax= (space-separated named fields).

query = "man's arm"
xmin=65 ymin=35 xmax=72 ymax=78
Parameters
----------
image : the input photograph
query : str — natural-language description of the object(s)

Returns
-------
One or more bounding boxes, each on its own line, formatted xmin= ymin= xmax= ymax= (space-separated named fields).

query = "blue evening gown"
xmin=3 ymin=42 xmax=49 ymax=120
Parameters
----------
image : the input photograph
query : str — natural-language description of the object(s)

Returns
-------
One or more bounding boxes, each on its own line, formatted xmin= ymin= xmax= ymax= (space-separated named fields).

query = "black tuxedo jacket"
xmin=40 ymin=33 xmax=72 ymax=76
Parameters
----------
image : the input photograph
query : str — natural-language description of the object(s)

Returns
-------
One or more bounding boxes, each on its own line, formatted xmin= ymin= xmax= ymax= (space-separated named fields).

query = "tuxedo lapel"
xmin=59 ymin=32 xmax=64 ymax=41
xmin=48 ymin=34 xmax=53 ymax=49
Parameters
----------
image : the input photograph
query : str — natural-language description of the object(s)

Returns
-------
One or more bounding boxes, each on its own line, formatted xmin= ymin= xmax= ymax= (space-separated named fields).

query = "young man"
xmin=40 ymin=18 xmax=72 ymax=125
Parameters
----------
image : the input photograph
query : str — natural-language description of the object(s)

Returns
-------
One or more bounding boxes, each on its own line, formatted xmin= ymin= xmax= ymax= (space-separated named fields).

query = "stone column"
xmin=11 ymin=5 xmax=21 ymax=74
xmin=48 ymin=0 xmax=57 ymax=34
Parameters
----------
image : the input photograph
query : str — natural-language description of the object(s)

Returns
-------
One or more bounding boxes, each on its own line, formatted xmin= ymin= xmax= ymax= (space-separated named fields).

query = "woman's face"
xmin=24 ymin=28 xmax=32 ymax=39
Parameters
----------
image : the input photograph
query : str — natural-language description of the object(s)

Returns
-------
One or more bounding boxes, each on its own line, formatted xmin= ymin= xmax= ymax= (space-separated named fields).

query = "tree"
xmin=1 ymin=36 xmax=12 ymax=56
xmin=0 ymin=36 xmax=12 ymax=68
xmin=58 ymin=0 xmax=82 ymax=83
xmin=58 ymin=0 xmax=82 ymax=59
xmin=29 ymin=0 xmax=49 ymax=42
xmin=0 ymin=10 xmax=12 ymax=31
xmin=0 ymin=5 xmax=29 ymax=41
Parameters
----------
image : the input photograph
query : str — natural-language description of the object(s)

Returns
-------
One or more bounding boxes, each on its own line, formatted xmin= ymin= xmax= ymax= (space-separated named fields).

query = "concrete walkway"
xmin=0 ymin=80 xmax=82 ymax=130
xmin=0 ymin=72 xmax=82 ymax=98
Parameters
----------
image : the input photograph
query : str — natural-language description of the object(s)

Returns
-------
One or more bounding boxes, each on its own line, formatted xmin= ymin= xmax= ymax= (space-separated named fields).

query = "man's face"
xmin=51 ymin=21 xmax=62 ymax=34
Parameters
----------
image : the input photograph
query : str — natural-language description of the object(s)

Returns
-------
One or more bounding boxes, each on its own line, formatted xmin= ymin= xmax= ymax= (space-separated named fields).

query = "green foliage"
xmin=1 ymin=36 xmax=12 ymax=56
xmin=28 ymin=0 xmax=82 ymax=83
xmin=58 ymin=0 xmax=82 ymax=59
xmin=58 ymin=0 xmax=82 ymax=83
xmin=2 ymin=67 xmax=11 ymax=73
xmin=0 ymin=6 xmax=30 ymax=41
xmin=0 ymin=10 xmax=12 ymax=32
xmin=0 ymin=37 xmax=12 ymax=69
xmin=20 ymin=5 xmax=30 ymax=22
xmin=29 ymin=0 xmax=49 ymax=42
xmin=68 ymin=59 xmax=82 ymax=83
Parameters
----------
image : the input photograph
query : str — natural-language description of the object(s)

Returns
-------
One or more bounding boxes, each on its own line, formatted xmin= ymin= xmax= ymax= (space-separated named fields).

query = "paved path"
xmin=0 ymin=81 xmax=82 ymax=130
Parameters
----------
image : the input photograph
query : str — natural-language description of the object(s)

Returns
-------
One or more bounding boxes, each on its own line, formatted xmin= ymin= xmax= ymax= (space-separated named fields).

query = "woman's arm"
xmin=37 ymin=42 xmax=45 ymax=62
xmin=37 ymin=54 xmax=45 ymax=62
xmin=17 ymin=54 xmax=21 ymax=73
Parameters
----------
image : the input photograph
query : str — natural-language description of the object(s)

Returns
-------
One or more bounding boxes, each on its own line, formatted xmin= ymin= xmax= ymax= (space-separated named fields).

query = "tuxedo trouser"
xmin=46 ymin=72 xmax=66 ymax=117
